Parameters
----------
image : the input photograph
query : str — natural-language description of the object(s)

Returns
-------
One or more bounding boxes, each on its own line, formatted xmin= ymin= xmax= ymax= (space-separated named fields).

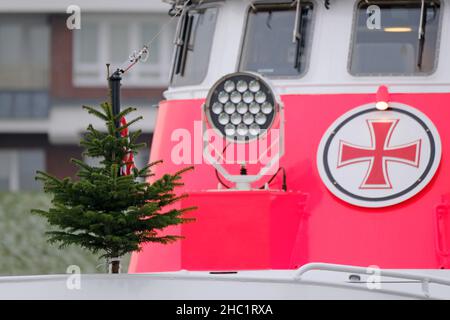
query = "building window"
xmin=170 ymin=7 xmax=218 ymax=87
xmin=349 ymin=0 xmax=441 ymax=76
xmin=73 ymin=14 xmax=175 ymax=87
xmin=0 ymin=15 xmax=50 ymax=119
xmin=239 ymin=2 xmax=314 ymax=78
xmin=0 ymin=15 xmax=50 ymax=90
xmin=0 ymin=150 xmax=45 ymax=192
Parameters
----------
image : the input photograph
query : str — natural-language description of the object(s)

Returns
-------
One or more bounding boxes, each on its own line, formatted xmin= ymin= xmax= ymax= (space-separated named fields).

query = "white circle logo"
xmin=317 ymin=103 xmax=441 ymax=208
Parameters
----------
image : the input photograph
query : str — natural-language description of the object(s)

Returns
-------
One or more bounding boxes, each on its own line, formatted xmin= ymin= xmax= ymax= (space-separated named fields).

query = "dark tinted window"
xmin=350 ymin=0 xmax=441 ymax=76
xmin=240 ymin=2 xmax=314 ymax=77
xmin=171 ymin=7 xmax=218 ymax=86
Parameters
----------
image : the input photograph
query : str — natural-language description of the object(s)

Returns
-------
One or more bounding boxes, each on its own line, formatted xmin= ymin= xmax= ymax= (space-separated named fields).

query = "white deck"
xmin=2 ymin=263 xmax=450 ymax=300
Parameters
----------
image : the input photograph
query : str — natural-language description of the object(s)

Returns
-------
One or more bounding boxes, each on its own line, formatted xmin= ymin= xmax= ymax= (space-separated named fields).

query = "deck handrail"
xmin=294 ymin=262 xmax=450 ymax=298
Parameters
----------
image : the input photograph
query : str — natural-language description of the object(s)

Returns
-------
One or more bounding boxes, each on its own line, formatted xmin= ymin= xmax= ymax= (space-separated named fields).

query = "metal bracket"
xmin=202 ymin=103 xmax=285 ymax=191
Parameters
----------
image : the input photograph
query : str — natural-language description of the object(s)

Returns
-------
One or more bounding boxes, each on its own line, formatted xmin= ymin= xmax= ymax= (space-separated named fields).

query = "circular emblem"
xmin=317 ymin=103 xmax=441 ymax=208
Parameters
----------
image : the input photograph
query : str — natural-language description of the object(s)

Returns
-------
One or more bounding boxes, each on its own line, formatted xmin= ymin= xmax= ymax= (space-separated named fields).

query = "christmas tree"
xmin=32 ymin=102 xmax=194 ymax=273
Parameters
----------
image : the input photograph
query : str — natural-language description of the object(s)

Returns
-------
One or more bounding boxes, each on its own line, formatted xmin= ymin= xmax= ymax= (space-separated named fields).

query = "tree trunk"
xmin=111 ymin=260 xmax=120 ymax=273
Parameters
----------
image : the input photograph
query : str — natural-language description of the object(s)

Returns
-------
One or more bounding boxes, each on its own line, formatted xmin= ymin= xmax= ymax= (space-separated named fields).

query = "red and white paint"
xmin=318 ymin=103 xmax=441 ymax=207
xmin=129 ymin=92 xmax=450 ymax=272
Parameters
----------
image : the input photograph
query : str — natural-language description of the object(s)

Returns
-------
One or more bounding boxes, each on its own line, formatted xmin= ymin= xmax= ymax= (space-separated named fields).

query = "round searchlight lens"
xmin=205 ymin=72 xmax=279 ymax=142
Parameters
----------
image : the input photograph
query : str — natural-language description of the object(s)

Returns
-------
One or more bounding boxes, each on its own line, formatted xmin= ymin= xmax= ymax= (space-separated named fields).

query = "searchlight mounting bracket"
xmin=202 ymin=103 xmax=286 ymax=191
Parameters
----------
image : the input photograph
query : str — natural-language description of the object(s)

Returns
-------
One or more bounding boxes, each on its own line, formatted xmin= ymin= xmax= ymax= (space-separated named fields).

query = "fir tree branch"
xmin=116 ymin=107 xmax=137 ymax=120
xmin=117 ymin=116 xmax=143 ymax=133
xmin=82 ymin=105 xmax=109 ymax=121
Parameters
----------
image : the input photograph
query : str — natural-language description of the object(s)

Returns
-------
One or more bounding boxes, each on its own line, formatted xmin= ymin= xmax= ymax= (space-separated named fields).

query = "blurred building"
xmin=0 ymin=0 xmax=174 ymax=191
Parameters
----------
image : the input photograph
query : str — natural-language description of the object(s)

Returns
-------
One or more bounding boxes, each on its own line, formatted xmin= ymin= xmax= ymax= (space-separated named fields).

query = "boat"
xmin=3 ymin=0 xmax=450 ymax=299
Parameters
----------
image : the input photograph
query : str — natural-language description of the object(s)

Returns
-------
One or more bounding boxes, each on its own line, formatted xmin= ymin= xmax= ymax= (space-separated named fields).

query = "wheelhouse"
xmin=165 ymin=0 xmax=449 ymax=100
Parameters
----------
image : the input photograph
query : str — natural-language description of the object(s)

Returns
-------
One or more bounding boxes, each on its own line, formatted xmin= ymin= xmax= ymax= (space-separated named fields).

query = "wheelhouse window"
xmin=350 ymin=0 xmax=441 ymax=76
xmin=239 ymin=1 xmax=314 ymax=77
xmin=171 ymin=7 xmax=218 ymax=86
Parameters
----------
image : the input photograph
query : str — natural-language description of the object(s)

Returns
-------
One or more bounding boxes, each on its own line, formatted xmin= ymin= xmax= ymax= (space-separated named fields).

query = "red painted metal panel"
xmin=179 ymin=191 xmax=307 ymax=270
xmin=129 ymin=92 xmax=450 ymax=272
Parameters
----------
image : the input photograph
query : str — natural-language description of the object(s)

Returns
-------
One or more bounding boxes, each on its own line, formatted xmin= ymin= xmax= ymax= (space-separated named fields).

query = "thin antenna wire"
xmin=119 ymin=0 xmax=190 ymax=75
xmin=146 ymin=2 xmax=188 ymax=48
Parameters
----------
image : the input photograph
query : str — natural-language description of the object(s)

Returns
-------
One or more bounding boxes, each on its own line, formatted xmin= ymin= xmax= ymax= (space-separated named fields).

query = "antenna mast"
xmin=108 ymin=46 xmax=150 ymax=122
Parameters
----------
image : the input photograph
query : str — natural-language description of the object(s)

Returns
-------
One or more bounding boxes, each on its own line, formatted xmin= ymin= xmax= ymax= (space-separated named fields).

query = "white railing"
xmin=294 ymin=263 xmax=450 ymax=299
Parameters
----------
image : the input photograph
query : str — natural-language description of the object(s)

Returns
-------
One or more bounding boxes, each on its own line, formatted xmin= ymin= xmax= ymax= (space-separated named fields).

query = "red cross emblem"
xmin=337 ymin=119 xmax=422 ymax=189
